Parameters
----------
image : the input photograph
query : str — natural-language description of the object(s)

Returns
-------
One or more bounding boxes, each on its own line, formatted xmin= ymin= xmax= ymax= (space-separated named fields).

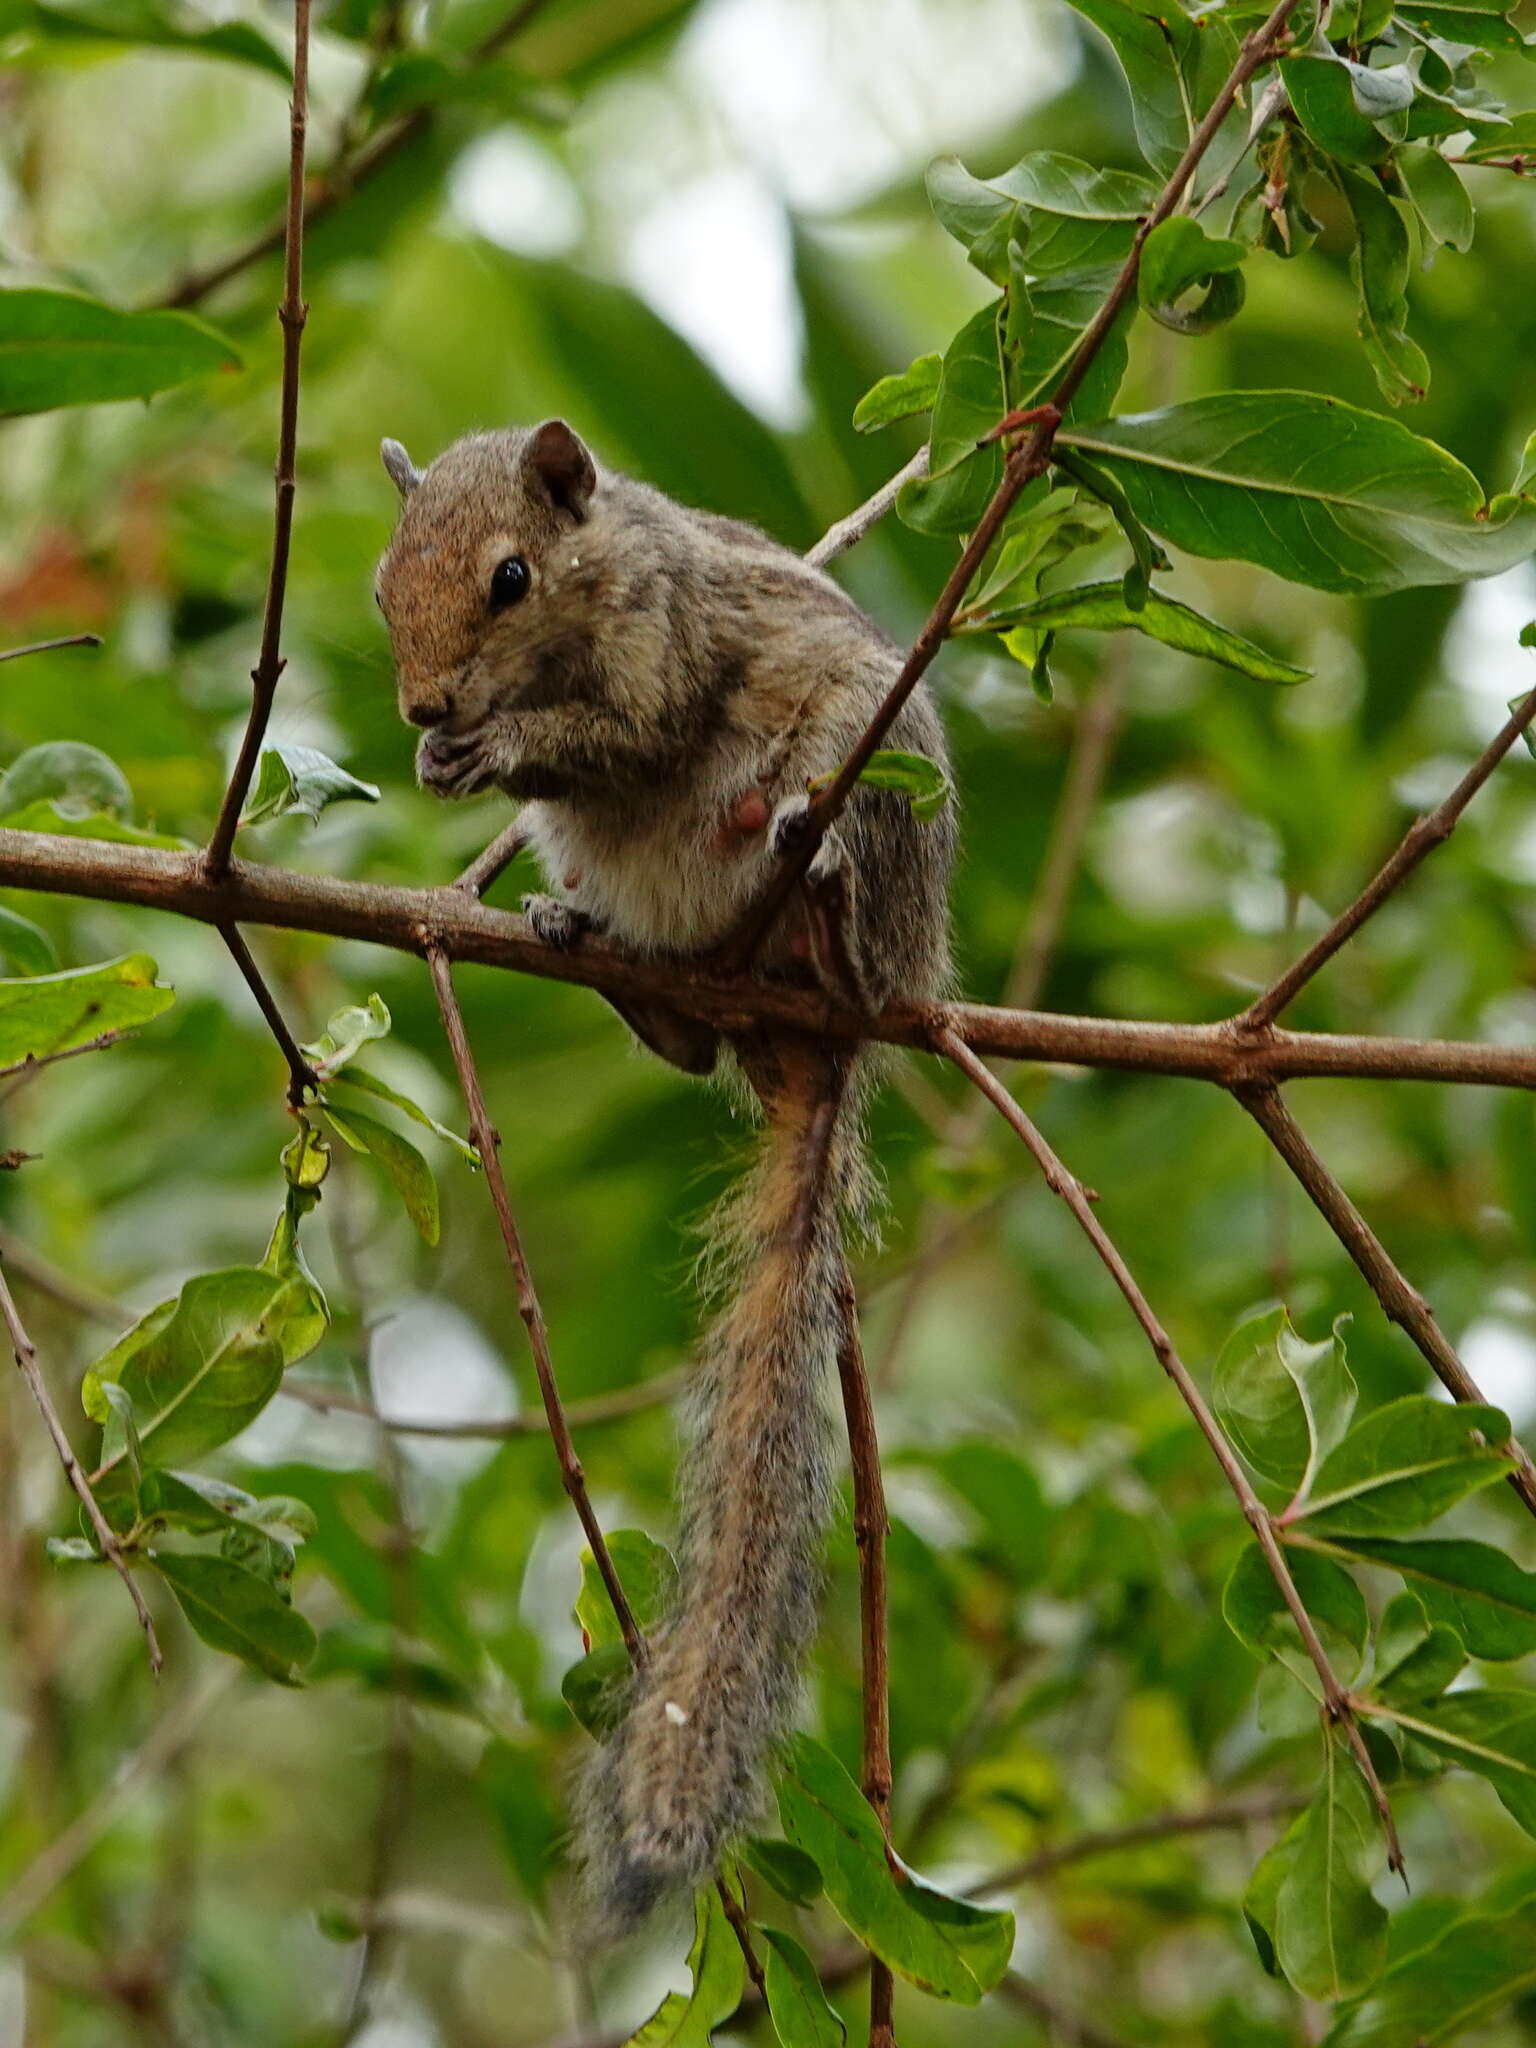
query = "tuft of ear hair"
xmin=526 ymin=419 xmax=596 ymax=523
xmin=381 ymin=438 xmax=422 ymax=499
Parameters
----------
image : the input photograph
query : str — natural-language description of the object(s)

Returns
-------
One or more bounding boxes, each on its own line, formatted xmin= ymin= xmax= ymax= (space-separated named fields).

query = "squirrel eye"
xmin=489 ymin=555 xmax=531 ymax=610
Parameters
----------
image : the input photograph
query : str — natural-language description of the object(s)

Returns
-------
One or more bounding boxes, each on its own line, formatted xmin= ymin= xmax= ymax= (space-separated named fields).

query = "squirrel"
xmin=375 ymin=419 xmax=954 ymax=1929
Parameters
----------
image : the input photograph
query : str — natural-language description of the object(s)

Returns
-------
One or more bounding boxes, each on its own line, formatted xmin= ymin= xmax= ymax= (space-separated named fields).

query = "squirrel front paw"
xmin=768 ymin=792 xmax=816 ymax=862
xmin=418 ymin=726 xmax=496 ymax=798
xmin=523 ymin=893 xmax=597 ymax=950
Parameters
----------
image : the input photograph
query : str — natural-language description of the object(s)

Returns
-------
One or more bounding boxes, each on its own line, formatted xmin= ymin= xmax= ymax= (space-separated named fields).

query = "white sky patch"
xmin=369 ymin=1296 xmax=516 ymax=1481
xmin=1455 ymin=1318 xmax=1536 ymax=1428
xmin=1445 ymin=564 xmax=1536 ymax=730
xmin=622 ymin=169 xmax=805 ymax=428
xmin=449 ymin=127 xmax=584 ymax=256
xmin=683 ymin=0 xmax=1074 ymax=215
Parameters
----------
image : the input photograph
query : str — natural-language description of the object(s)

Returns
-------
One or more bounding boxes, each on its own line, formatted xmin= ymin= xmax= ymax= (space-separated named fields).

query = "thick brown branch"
xmin=720 ymin=0 xmax=1302 ymax=968
xmin=936 ymin=1028 xmax=1403 ymax=1876
xmin=203 ymin=0 xmax=312 ymax=878
xmin=2 ymin=830 xmax=1533 ymax=1090
xmin=0 ymin=1260 xmax=161 ymax=1675
xmin=424 ymin=945 xmax=644 ymax=1664
xmin=218 ymin=922 xmax=318 ymax=1106
xmin=1235 ymin=1080 xmax=1536 ymax=1520
xmin=1243 ymin=681 xmax=1536 ymax=1028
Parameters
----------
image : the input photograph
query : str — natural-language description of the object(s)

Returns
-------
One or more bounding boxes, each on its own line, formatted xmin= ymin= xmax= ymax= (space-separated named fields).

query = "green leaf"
xmin=1224 ymin=1543 xmax=1369 ymax=1688
xmin=328 ymin=1067 xmax=478 ymax=1164
xmin=261 ymin=1193 xmax=330 ymax=1361
xmin=844 ymin=749 xmax=952 ymax=821
xmin=1056 ymin=394 xmax=1536 ymax=595
xmin=762 ymin=1927 xmax=846 ymax=2048
xmin=2 ymin=1 xmax=291 ymax=80
xmin=574 ymin=1530 xmax=678 ymax=1650
xmin=1284 ymin=56 xmax=1393 ymax=164
xmin=926 ymin=158 xmax=1024 ymax=285
xmin=1214 ymin=1308 xmax=1356 ymax=1499
xmin=0 ymin=905 xmax=58 ymax=976
xmin=1244 ymin=1815 xmax=1306 ymax=1976
xmin=1051 ymin=445 xmax=1169 ymax=605
xmin=0 ymin=799 xmax=190 ymax=848
xmin=740 ymin=1836 xmax=824 ymax=1906
xmin=1062 ymin=0 xmax=1234 ymax=175
xmin=0 ymin=953 xmax=173 ymax=1069
xmin=920 ymin=1441 xmax=1051 ymax=1583
xmin=239 ymin=744 xmax=381 ymax=829
xmin=1396 ymin=146 xmax=1474 ymax=252
xmin=1396 ymin=0 xmax=1531 ymax=49
xmin=777 ymin=1735 xmax=1014 ymax=2002
xmin=932 ymin=152 xmax=1155 ymax=277
xmin=309 ymin=1622 xmax=479 ymax=1715
xmin=323 ymin=1105 xmax=440 ymax=1244
xmin=1324 ymin=1538 xmax=1536 ymax=1660
xmin=1274 ymin=1737 xmax=1388 ymax=2001
xmin=621 ymin=1887 xmax=745 ymax=2047
xmin=0 ymin=740 xmax=131 ymax=820
xmin=1384 ymin=1692 xmax=1536 ymax=1839
xmin=303 ymin=994 xmax=391 ymax=1076
xmin=1322 ymin=1893 xmax=1536 ymax=2047
xmin=972 ymin=580 xmax=1310 ymax=684
xmin=85 ymin=1266 xmax=322 ymax=1477
xmin=1459 ymin=111 xmax=1536 ymax=161
xmin=1335 ymin=167 xmax=1430 ymax=407
xmin=852 ymin=352 xmax=942 ymax=432
xmin=561 ymin=1640 xmax=631 ymax=1737
xmin=1292 ymin=1397 xmax=1513 ymax=1535
xmin=1372 ymin=1592 xmax=1465 ymax=1706
xmin=1137 ymin=216 xmax=1247 ymax=336
xmin=0 ymin=288 xmax=240 ymax=414
xmin=152 ymin=1552 xmax=315 ymax=1685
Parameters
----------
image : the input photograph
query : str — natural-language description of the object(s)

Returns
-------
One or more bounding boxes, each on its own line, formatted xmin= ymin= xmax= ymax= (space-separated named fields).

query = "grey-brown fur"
xmin=377 ymin=420 xmax=953 ymax=1926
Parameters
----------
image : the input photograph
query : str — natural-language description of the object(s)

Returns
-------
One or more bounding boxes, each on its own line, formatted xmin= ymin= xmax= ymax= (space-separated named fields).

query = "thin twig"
xmin=1242 ymin=680 xmax=1536 ymax=1028
xmin=973 ymin=1790 xmax=1300 ymax=1893
xmin=0 ymin=1260 xmax=161 ymax=1675
xmin=0 ymin=634 xmax=101 ymax=665
xmin=935 ymin=1028 xmax=1403 ymax=1877
xmin=455 ymin=818 xmax=530 ymax=896
xmin=834 ymin=1265 xmax=896 ymax=2047
xmin=218 ymin=923 xmax=317 ymax=1106
xmin=423 ymin=943 xmax=644 ymax=1662
xmin=1235 ymin=1080 xmax=1536 ymax=1520
xmin=279 ymin=1365 xmax=685 ymax=1436
xmin=805 ymin=448 xmax=930 ymax=569
xmin=157 ymin=1 xmax=559 ymax=311
xmin=0 ymin=1226 xmax=128 ymax=1328
xmin=203 ymin=0 xmax=312 ymax=879
xmin=3 ymin=829 xmax=1536 ymax=1090
xmin=0 ymin=1029 xmax=132 ymax=1083
xmin=718 ymin=0 xmax=1303 ymax=971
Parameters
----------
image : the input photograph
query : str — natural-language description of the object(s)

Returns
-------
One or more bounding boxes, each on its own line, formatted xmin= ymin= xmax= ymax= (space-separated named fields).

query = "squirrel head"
xmin=374 ymin=420 xmax=599 ymax=735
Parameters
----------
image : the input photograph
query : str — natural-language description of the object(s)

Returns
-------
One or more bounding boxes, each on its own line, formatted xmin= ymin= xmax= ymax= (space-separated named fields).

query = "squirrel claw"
xmin=524 ymin=893 xmax=594 ymax=950
xmin=769 ymin=793 xmax=815 ymax=862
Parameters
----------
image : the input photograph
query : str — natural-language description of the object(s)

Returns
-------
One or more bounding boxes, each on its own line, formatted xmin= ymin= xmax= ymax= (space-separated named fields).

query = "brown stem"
xmin=834 ymin=1266 xmax=896 ymax=2047
xmin=1243 ymin=681 xmax=1536 ymax=1028
xmin=0 ymin=1260 xmax=162 ymax=1675
xmin=1235 ymin=1080 xmax=1536 ymax=1521
xmin=157 ymin=1 xmax=558 ymax=311
xmin=3 ymin=830 xmax=1535 ymax=1090
xmin=717 ymin=0 xmax=1302 ymax=972
xmin=0 ymin=634 xmax=101 ymax=665
xmin=280 ymin=1364 xmax=685 ymax=1437
xmin=935 ymin=1027 xmax=1403 ymax=1877
xmin=455 ymin=818 xmax=530 ymax=896
xmin=203 ymin=0 xmax=312 ymax=879
xmin=0 ymin=1029 xmax=131 ymax=1085
xmin=974 ymin=1790 xmax=1300 ymax=1893
xmin=423 ymin=944 xmax=644 ymax=1663
xmin=217 ymin=923 xmax=318 ymax=1106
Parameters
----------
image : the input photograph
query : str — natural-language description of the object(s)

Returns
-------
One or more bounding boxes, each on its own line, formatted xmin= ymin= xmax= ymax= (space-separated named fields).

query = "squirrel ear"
xmin=525 ymin=419 xmax=596 ymax=523
xmin=380 ymin=438 xmax=422 ymax=499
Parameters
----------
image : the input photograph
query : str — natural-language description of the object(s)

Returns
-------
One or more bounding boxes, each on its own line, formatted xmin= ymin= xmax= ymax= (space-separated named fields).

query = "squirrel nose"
xmin=403 ymin=697 xmax=447 ymax=729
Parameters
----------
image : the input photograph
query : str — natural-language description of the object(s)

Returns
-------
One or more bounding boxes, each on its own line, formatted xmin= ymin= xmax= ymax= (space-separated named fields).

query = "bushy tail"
xmin=576 ymin=1039 xmax=858 ymax=1930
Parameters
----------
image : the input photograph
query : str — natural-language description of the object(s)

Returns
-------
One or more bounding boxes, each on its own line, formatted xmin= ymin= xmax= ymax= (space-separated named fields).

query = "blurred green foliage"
xmin=5 ymin=1 xmax=1536 ymax=2044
